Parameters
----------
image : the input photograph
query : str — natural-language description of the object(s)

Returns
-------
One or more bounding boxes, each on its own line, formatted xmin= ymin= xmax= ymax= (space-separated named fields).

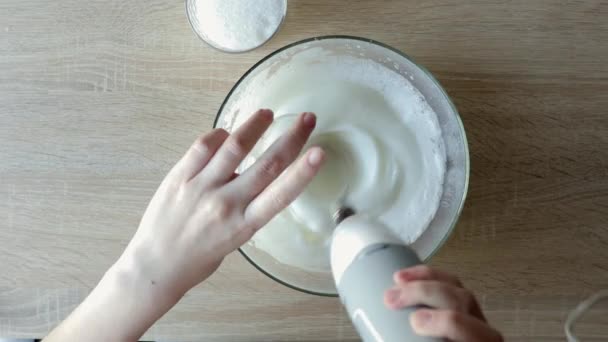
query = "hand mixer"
xmin=330 ymin=205 xmax=443 ymax=342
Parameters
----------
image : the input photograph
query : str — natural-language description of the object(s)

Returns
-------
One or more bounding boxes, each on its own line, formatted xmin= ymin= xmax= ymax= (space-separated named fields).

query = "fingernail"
xmin=302 ymin=112 xmax=316 ymax=127
xmin=397 ymin=270 xmax=413 ymax=282
xmin=411 ymin=310 xmax=433 ymax=330
xmin=384 ymin=288 xmax=401 ymax=306
xmin=307 ymin=148 xmax=324 ymax=166
xmin=259 ymin=109 xmax=274 ymax=120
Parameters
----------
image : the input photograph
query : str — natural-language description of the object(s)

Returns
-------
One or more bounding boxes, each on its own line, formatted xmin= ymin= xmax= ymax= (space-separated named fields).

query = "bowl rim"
xmin=214 ymin=35 xmax=470 ymax=297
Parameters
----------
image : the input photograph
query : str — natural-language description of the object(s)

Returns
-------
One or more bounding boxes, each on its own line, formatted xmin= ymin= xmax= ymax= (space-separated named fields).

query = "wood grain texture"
xmin=1 ymin=0 xmax=607 ymax=340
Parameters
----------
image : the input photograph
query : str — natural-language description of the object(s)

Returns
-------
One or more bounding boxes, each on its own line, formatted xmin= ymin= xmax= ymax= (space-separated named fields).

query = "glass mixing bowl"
xmin=214 ymin=36 xmax=469 ymax=296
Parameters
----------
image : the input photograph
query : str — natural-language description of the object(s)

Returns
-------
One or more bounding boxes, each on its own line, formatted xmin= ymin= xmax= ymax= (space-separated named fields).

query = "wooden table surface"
xmin=2 ymin=0 xmax=608 ymax=340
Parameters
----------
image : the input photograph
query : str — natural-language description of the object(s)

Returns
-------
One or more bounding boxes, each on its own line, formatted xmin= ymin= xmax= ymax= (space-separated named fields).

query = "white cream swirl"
xmin=228 ymin=54 xmax=446 ymax=271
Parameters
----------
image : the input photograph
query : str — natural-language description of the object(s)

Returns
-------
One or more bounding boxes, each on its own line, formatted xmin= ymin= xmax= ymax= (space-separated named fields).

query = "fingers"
xmin=387 ymin=269 xmax=486 ymax=321
xmin=196 ymin=109 xmax=274 ymax=186
xmin=244 ymin=146 xmax=325 ymax=229
xmin=173 ymin=129 xmax=229 ymax=181
xmin=410 ymin=309 xmax=503 ymax=342
xmin=385 ymin=281 xmax=477 ymax=314
xmin=229 ymin=112 xmax=317 ymax=200
xmin=385 ymin=267 xmax=501 ymax=341
xmin=394 ymin=265 xmax=463 ymax=288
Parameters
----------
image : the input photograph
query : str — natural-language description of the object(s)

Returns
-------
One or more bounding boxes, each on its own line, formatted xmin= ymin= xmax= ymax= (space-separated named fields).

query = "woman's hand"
xmin=120 ymin=109 xmax=324 ymax=298
xmin=384 ymin=265 xmax=503 ymax=342
xmin=44 ymin=110 xmax=325 ymax=342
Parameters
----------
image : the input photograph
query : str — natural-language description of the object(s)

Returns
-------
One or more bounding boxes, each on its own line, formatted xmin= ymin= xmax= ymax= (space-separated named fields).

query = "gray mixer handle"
xmin=337 ymin=243 xmax=444 ymax=342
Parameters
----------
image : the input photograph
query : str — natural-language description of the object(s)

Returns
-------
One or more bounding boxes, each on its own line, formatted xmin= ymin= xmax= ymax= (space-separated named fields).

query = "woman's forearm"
xmin=44 ymin=258 xmax=181 ymax=342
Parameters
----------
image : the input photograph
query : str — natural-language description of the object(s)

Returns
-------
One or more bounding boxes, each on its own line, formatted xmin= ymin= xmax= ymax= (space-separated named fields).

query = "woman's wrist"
xmin=109 ymin=249 xmax=186 ymax=310
xmin=45 ymin=257 xmax=182 ymax=342
xmin=89 ymin=257 xmax=185 ymax=341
